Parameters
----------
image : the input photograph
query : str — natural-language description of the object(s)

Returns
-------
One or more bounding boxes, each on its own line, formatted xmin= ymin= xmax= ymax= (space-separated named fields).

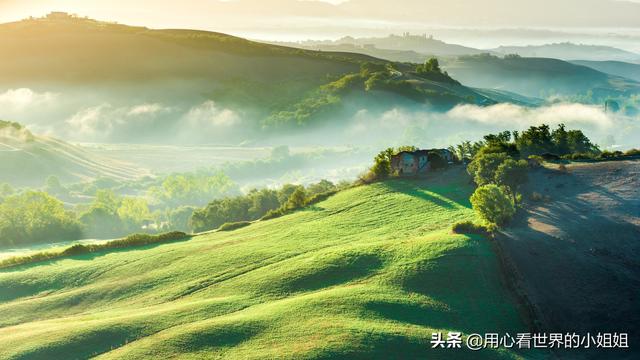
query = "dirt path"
xmin=497 ymin=160 xmax=640 ymax=359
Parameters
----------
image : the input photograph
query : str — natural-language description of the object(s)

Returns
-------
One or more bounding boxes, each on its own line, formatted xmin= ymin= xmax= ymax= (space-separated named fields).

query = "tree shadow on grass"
xmin=381 ymin=179 xmax=471 ymax=210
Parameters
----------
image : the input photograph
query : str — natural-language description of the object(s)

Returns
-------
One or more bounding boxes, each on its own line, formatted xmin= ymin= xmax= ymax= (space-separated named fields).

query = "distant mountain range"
xmin=570 ymin=60 xmax=640 ymax=82
xmin=492 ymin=43 xmax=640 ymax=62
xmin=281 ymin=35 xmax=640 ymax=64
xmin=282 ymin=34 xmax=485 ymax=58
xmin=441 ymin=54 xmax=640 ymax=101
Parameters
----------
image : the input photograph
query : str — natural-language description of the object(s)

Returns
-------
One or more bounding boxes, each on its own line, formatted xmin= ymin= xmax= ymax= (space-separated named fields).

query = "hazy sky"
xmin=1 ymin=0 xmax=640 ymax=45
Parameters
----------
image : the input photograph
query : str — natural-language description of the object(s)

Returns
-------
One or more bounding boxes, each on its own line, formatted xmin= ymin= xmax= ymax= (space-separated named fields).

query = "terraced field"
xmin=0 ymin=168 xmax=539 ymax=359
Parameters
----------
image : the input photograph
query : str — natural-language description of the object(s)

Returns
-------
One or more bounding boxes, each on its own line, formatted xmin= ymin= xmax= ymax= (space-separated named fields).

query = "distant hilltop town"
xmin=23 ymin=12 xmax=118 ymax=24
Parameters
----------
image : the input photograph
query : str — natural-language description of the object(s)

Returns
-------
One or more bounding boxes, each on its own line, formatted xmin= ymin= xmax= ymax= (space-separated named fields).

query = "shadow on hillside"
xmin=381 ymin=178 xmax=472 ymax=210
xmin=497 ymin=163 xmax=640 ymax=356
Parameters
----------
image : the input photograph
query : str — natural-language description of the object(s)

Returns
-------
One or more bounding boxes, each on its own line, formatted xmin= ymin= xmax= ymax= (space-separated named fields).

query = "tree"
xmin=371 ymin=150 xmax=392 ymax=179
xmin=79 ymin=206 xmax=125 ymax=239
xmin=150 ymin=172 xmax=238 ymax=207
xmin=0 ymin=183 xmax=14 ymax=202
xmin=516 ymin=125 xmax=555 ymax=156
xmin=306 ymin=180 xmax=336 ymax=196
xmin=278 ymin=184 xmax=301 ymax=204
xmin=495 ymin=159 xmax=529 ymax=205
xmin=566 ymin=129 xmax=599 ymax=154
xmin=248 ymin=189 xmax=280 ymax=218
xmin=286 ymin=187 xmax=307 ymax=210
xmin=0 ymin=191 xmax=81 ymax=246
xmin=117 ymin=197 xmax=151 ymax=231
xmin=45 ymin=175 xmax=68 ymax=196
xmin=467 ymin=152 xmax=509 ymax=186
xmin=167 ymin=206 xmax=196 ymax=232
xmin=470 ymin=185 xmax=516 ymax=226
xmin=93 ymin=189 xmax=121 ymax=214
xmin=417 ymin=57 xmax=441 ymax=73
xmin=552 ymin=124 xmax=570 ymax=155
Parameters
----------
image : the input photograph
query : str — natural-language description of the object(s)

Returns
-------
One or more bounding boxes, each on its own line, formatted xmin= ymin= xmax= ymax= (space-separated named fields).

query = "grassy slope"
xmin=0 ymin=169 xmax=537 ymax=359
xmin=0 ymin=17 xmax=497 ymax=122
xmin=0 ymin=130 xmax=147 ymax=186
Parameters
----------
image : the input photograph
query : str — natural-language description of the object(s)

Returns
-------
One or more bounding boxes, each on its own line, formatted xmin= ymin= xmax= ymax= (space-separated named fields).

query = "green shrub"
xmin=470 ymin=185 xmax=516 ymax=226
xmin=218 ymin=221 xmax=252 ymax=232
xmin=0 ymin=231 xmax=190 ymax=269
xmin=305 ymin=190 xmax=338 ymax=206
xmin=624 ymin=148 xmax=640 ymax=157
xmin=598 ymin=150 xmax=624 ymax=159
xmin=62 ymin=244 xmax=89 ymax=256
xmin=451 ymin=221 xmax=490 ymax=236
xmin=261 ymin=208 xmax=287 ymax=221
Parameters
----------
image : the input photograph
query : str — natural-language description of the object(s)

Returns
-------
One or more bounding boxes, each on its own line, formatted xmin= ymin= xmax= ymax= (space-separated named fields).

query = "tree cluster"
xmin=190 ymin=180 xmax=344 ymax=233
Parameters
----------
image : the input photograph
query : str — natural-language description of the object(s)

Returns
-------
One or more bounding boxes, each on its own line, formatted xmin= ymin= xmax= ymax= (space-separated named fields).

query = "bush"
xmin=624 ymin=148 xmax=640 ymax=157
xmin=218 ymin=221 xmax=252 ymax=232
xmin=451 ymin=221 xmax=490 ymax=236
xmin=261 ymin=208 xmax=286 ymax=220
xmin=561 ymin=152 xmax=594 ymax=160
xmin=470 ymin=185 xmax=516 ymax=226
xmin=0 ymin=231 xmax=190 ymax=269
xmin=598 ymin=150 xmax=624 ymax=159
xmin=305 ymin=190 xmax=338 ymax=206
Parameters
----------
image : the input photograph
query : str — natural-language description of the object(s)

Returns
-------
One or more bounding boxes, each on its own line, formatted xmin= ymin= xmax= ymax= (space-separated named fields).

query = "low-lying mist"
xmin=2 ymin=85 xmax=637 ymax=168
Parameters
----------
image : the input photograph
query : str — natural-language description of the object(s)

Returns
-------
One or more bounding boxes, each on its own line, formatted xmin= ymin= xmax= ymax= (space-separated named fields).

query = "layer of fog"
xmin=2 ymin=86 xmax=638 ymax=188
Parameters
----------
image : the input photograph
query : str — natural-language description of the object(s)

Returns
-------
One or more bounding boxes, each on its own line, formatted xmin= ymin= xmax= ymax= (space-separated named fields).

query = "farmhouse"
xmin=391 ymin=149 xmax=454 ymax=176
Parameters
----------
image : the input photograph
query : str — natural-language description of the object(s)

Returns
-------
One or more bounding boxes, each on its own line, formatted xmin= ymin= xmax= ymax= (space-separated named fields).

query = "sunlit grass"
xmin=0 ymin=169 xmax=537 ymax=359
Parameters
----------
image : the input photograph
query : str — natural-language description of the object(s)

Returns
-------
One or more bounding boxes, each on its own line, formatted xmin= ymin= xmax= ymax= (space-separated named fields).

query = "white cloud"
xmin=66 ymin=103 xmax=116 ymax=136
xmin=0 ymin=88 xmax=57 ymax=110
xmin=183 ymin=101 xmax=240 ymax=127
xmin=127 ymin=103 xmax=169 ymax=116
xmin=447 ymin=103 xmax=613 ymax=129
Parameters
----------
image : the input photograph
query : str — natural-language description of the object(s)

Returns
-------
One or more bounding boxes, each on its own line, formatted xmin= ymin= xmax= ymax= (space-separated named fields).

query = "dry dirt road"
xmin=497 ymin=160 xmax=640 ymax=359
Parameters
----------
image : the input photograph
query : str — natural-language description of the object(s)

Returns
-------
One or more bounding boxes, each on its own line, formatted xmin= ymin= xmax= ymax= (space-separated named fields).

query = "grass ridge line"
xmin=0 ymin=232 xmax=191 ymax=270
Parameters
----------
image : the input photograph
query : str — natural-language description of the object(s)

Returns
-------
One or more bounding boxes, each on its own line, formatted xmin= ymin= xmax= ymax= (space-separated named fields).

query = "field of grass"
xmin=0 ymin=168 xmax=541 ymax=359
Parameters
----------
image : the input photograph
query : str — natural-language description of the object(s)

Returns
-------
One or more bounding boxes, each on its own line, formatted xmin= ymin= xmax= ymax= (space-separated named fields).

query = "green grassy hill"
xmin=0 ymin=15 xmax=505 ymax=132
xmin=0 ymin=168 xmax=539 ymax=359
xmin=442 ymin=54 xmax=640 ymax=101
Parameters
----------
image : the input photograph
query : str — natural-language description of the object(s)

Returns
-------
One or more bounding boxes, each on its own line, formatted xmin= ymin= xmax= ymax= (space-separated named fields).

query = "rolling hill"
xmin=0 ymin=14 xmax=507 ymax=136
xmin=442 ymin=54 xmax=640 ymax=101
xmin=492 ymin=43 xmax=640 ymax=62
xmin=0 ymin=121 xmax=147 ymax=187
xmin=570 ymin=60 xmax=640 ymax=82
xmin=279 ymin=33 xmax=485 ymax=60
xmin=0 ymin=168 xmax=541 ymax=359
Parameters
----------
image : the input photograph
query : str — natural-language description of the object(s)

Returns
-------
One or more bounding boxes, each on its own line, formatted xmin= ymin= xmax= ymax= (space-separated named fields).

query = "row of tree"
xmin=448 ymin=124 xmax=600 ymax=163
xmin=190 ymin=180 xmax=344 ymax=233
xmin=465 ymin=124 xmax=598 ymax=228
